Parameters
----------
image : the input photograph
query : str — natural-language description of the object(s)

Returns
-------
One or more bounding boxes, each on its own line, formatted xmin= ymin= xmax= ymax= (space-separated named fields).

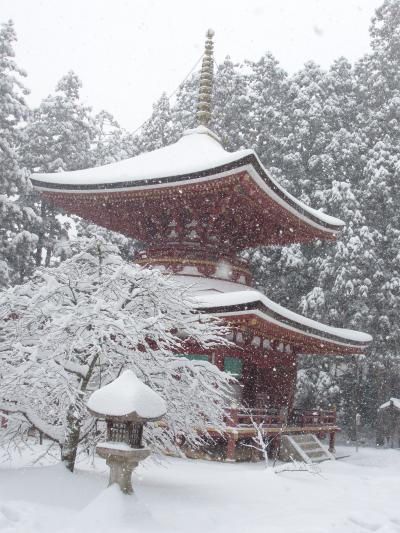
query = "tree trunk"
xmin=35 ymin=202 xmax=47 ymax=267
xmin=35 ymin=234 xmax=44 ymax=267
xmin=45 ymin=246 xmax=53 ymax=267
xmin=61 ymin=356 xmax=98 ymax=472
xmin=61 ymin=403 xmax=83 ymax=472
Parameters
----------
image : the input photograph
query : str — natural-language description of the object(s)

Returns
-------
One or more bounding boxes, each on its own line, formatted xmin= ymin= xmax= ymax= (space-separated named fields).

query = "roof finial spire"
xmin=196 ymin=29 xmax=215 ymax=127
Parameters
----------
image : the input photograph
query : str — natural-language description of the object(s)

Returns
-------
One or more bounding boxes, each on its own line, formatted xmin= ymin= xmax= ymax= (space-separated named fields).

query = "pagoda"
xmin=31 ymin=30 xmax=371 ymax=462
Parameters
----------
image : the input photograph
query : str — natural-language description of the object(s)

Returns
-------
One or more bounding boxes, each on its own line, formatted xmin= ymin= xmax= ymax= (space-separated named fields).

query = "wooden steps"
xmin=280 ymin=433 xmax=335 ymax=464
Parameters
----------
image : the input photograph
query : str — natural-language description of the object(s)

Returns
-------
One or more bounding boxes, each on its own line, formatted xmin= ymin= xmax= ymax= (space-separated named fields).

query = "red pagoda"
xmin=31 ymin=31 xmax=371 ymax=462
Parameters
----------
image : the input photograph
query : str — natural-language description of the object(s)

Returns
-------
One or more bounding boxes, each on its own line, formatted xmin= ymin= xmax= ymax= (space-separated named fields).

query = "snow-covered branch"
xmin=0 ymin=401 xmax=63 ymax=443
xmin=0 ymin=236 xmax=232 ymax=469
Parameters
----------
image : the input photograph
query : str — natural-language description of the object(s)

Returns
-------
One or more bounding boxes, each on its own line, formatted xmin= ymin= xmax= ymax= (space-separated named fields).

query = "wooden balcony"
xmin=225 ymin=407 xmax=337 ymax=430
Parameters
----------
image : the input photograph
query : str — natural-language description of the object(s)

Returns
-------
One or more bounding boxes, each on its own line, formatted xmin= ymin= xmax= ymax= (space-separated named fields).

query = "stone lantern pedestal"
xmin=87 ymin=370 xmax=166 ymax=495
xmin=96 ymin=445 xmax=151 ymax=494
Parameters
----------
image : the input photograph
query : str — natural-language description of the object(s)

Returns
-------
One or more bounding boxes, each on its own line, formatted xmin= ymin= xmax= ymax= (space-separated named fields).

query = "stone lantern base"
xmin=97 ymin=444 xmax=151 ymax=494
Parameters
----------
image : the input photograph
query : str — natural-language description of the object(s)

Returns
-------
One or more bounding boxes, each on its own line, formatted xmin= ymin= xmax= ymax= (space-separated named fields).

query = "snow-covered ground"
xmin=0 ymin=446 xmax=399 ymax=533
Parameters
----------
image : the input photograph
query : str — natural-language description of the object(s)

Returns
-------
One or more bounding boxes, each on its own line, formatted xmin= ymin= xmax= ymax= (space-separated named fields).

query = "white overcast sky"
xmin=3 ymin=0 xmax=382 ymax=131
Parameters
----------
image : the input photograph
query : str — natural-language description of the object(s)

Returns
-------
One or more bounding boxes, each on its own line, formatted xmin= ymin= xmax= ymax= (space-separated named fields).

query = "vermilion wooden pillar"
xmin=226 ymin=433 xmax=237 ymax=462
xmin=226 ymin=408 xmax=238 ymax=462
xmin=329 ymin=431 xmax=336 ymax=453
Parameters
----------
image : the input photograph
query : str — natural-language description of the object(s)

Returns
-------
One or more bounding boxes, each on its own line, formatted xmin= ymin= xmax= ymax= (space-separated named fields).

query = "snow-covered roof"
xmin=378 ymin=398 xmax=400 ymax=411
xmin=173 ymin=275 xmax=372 ymax=350
xmin=31 ymin=127 xmax=344 ymax=235
xmin=87 ymin=370 xmax=166 ymax=421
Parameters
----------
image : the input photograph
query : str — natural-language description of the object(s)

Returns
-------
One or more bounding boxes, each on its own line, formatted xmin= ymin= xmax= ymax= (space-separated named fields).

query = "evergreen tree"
xmin=0 ymin=20 xmax=39 ymax=286
xmin=353 ymin=0 xmax=400 ymax=411
xmin=172 ymin=73 xmax=198 ymax=133
xmin=22 ymin=70 xmax=95 ymax=173
xmin=245 ymin=53 xmax=289 ymax=173
xmin=0 ymin=20 xmax=29 ymax=194
xmin=212 ymin=56 xmax=252 ymax=150
xmin=92 ymin=110 xmax=139 ymax=165
xmin=138 ymin=93 xmax=180 ymax=151
xmin=21 ymin=71 xmax=97 ymax=268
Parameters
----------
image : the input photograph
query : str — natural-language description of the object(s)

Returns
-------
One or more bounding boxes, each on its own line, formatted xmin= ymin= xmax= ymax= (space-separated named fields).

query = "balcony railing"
xmin=226 ymin=407 xmax=336 ymax=429
xmin=289 ymin=408 xmax=337 ymax=427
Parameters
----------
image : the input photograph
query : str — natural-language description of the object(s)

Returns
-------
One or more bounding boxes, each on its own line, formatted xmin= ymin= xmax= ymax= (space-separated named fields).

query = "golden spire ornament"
xmin=196 ymin=29 xmax=215 ymax=127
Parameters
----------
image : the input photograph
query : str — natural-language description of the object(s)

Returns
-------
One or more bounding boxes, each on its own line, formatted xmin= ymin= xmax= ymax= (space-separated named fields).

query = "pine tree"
xmin=212 ymin=56 xmax=253 ymax=150
xmin=245 ymin=53 xmax=289 ymax=172
xmin=138 ymin=93 xmax=180 ymax=152
xmin=21 ymin=71 xmax=97 ymax=268
xmin=352 ymin=0 xmax=400 ymax=411
xmin=172 ymin=73 xmax=198 ymax=133
xmin=0 ymin=20 xmax=39 ymax=286
xmin=0 ymin=20 xmax=29 ymax=194
xmin=22 ymin=71 xmax=95 ymax=173
xmin=92 ymin=110 xmax=139 ymax=165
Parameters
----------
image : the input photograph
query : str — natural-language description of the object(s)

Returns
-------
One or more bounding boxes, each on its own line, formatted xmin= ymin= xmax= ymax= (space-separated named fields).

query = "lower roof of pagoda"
xmin=30 ymin=127 xmax=344 ymax=249
xmin=173 ymin=275 xmax=371 ymax=355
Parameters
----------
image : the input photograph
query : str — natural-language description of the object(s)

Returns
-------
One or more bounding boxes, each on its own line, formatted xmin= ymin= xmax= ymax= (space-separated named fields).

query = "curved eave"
xmin=197 ymin=299 xmax=371 ymax=355
xmin=31 ymin=153 xmax=344 ymax=238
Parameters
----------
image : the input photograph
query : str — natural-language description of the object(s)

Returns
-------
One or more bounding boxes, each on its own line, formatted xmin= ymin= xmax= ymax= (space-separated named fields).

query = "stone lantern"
xmin=87 ymin=370 xmax=166 ymax=494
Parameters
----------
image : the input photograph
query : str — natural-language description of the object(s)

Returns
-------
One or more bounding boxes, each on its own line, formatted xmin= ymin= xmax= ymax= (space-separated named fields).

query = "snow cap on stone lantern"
xmin=87 ymin=369 xmax=166 ymax=422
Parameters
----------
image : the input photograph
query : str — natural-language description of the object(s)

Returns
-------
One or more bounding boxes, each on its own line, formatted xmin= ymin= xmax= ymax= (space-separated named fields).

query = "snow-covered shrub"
xmin=0 ymin=237 xmax=232 ymax=470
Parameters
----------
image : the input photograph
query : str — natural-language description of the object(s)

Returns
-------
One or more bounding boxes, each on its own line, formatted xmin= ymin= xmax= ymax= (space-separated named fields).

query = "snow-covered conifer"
xmin=21 ymin=71 xmax=98 ymax=268
xmin=0 ymin=21 xmax=40 ymax=286
xmin=138 ymin=93 xmax=180 ymax=151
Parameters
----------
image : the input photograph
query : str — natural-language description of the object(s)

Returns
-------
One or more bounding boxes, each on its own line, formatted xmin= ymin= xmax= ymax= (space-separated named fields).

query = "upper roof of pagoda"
xmin=31 ymin=127 xmax=344 ymax=250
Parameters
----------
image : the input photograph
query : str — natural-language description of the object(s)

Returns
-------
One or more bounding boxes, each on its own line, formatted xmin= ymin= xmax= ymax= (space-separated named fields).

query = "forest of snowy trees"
xmin=1 ymin=0 xmax=399 ymax=438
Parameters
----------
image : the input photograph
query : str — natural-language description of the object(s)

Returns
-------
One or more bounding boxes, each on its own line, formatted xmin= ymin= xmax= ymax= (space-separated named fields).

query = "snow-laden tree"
xmin=20 ymin=71 xmax=98 ymax=269
xmin=212 ymin=56 xmax=253 ymax=150
xmin=0 ymin=237 xmax=232 ymax=471
xmin=75 ymin=224 xmax=140 ymax=264
xmin=22 ymin=71 xmax=96 ymax=174
xmin=295 ymin=360 xmax=341 ymax=410
xmin=0 ymin=20 xmax=30 ymax=195
xmin=245 ymin=53 xmax=288 ymax=172
xmin=138 ymin=93 xmax=181 ymax=152
xmin=21 ymin=73 xmax=143 ymax=269
xmin=172 ymin=73 xmax=198 ymax=133
xmin=91 ymin=110 xmax=139 ymax=166
xmin=351 ymin=0 xmax=400 ymax=411
xmin=0 ymin=20 xmax=40 ymax=287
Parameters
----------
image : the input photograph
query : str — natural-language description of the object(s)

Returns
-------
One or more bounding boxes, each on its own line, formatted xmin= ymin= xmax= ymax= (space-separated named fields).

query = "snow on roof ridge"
xmin=174 ymin=275 xmax=371 ymax=345
xmin=31 ymin=128 xmax=238 ymax=185
xmin=198 ymin=289 xmax=371 ymax=344
xmin=182 ymin=125 xmax=222 ymax=143
xmin=379 ymin=397 xmax=400 ymax=411
xmin=31 ymin=131 xmax=344 ymax=230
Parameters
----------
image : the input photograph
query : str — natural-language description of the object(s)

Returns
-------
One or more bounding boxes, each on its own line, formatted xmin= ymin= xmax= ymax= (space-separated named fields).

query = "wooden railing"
xmin=226 ymin=407 xmax=336 ymax=429
xmin=226 ymin=408 xmax=283 ymax=428
xmin=289 ymin=408 xmax=337 ymax=427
